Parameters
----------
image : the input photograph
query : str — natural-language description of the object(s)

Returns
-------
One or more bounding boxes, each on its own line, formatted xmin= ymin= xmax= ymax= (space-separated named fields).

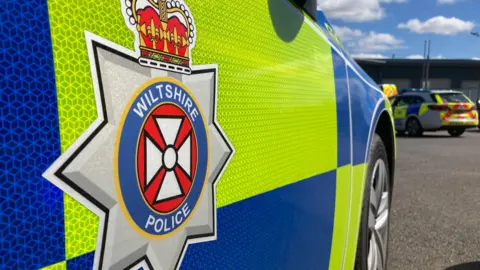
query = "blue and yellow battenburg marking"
xmin=1 ymin=0 xmax=393 ymax=269
xmin=115 ymin=77 xmax=210 ymax=238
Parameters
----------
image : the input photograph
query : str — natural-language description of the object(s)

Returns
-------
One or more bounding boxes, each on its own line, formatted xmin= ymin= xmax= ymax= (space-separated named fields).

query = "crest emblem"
xmin=124 ymin=0 xmax=196 ymax=74
xmin=43 ymin=0 xmax=234 ymax=269
xmin=116 ymin=78 xmax=210 ymax=238
xmin=138 ymin=103 xmax=199 ymax=214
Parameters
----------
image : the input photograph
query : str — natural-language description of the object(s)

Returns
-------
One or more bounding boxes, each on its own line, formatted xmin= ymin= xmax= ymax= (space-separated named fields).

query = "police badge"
xmin=43 ymin=0 xmax=234 ymax=269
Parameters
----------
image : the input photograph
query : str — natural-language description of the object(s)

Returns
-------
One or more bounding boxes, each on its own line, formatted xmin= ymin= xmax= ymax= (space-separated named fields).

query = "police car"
xmin=390 ymin=88 xmax=478 ymax=137
xmin=3 ymin=0 xmax=396 ymax=269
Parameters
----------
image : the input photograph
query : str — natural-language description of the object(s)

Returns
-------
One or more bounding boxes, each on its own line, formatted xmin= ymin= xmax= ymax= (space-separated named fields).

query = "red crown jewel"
xmin=125 ymin=0 xmax=195 ymax=74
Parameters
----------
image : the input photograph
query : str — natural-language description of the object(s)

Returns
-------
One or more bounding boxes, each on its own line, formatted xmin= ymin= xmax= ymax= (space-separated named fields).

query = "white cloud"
xmin=473 ymin=57 xmax=480 ymax=60
xmin=352 ymin=53 xmax=387 ymax=59
xmin=398 ymin=16 xmax=475 ymax=35
xmin=333 ymin=25 xmax=405 ymax=53
xmin=318 ymin=0 xmax=384 ymax=22
xmin=358 ymin=32 xmax=404 ymax=52
xmin=407 ymin=54 xmax=424 ymax=59
xmin=437 ymin=0 xmax=458 ymax=5
xmin=332 ymin=25 xmax=364 ymax=41
xmin=318 ymin=0 xmax=408 ymax=23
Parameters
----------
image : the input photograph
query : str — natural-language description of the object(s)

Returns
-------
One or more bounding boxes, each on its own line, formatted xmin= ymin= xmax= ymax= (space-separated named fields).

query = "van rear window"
xmin=435 ymin=93 xmax=470 ymax=103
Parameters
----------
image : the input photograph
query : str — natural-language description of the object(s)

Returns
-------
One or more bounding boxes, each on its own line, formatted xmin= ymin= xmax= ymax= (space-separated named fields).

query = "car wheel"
xmin=448 ymin=128 xmax=465 ymax=137
xmin=406 ymin=118 xmax=423 ymax=137
xmin=355 ymin=134 xmax=392 ymax=270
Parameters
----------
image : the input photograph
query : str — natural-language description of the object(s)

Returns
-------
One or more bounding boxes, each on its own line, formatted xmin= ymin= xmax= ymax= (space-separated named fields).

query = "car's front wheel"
xmin=355 ymin=134 xmax=392 ymax=270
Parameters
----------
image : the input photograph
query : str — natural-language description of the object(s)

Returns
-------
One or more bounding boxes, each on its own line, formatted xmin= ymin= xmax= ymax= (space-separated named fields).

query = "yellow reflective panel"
xmin=48 ymin=0 xmax=339 ymax=256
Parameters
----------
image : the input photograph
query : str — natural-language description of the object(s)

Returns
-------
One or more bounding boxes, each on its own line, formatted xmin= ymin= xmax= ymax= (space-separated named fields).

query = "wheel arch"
xmin=374 ymin=110 xmax=396 ymax=190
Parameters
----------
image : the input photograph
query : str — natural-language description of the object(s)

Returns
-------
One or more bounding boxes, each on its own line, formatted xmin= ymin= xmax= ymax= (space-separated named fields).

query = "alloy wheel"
xmin=367 ymin=159 xmax=390 ymax=270
xmin=407 ymin=119 xmax=419 ymax=136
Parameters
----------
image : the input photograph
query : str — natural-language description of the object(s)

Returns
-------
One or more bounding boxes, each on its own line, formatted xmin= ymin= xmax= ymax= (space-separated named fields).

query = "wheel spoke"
xmin=370 ymin=184 xmax=378 ymax=212
xmin=374 ymin=170 xmax=384 ymax=213
xmin=377 ymin=192 xmax=389 ymax=222
xmin=369 ymin=205 xmax=376 ymax=229
xmin=376 ymin=162 xmax=387 ymax=213
xmin=368 ymin=236 xmax=375 ymax=270
xmin=375 ymin=233 xmax=384 ymax=270
xmin=367 ymin=158 xmax=389 ymax=270
xmin=372 ymin=228 xmax=386 ymax=270
xmin=371 ymin=160 xmax=385 ymax=214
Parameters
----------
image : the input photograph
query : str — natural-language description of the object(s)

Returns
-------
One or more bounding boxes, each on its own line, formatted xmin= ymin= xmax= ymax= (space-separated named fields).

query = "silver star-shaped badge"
xmin=43 ymin=32 xmax=234 ymax=270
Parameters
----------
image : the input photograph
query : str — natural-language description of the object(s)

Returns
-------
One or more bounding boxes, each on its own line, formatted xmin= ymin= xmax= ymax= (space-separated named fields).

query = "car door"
xmin=2 ymin=0 xmax=397 ymax=269
xmin=1 ymin=0 xmax=348 ymax=270
xmin=408 ymin=96 xmax=426 ymax=115
xmin=176 ymin=1 xmax=349 ymax=269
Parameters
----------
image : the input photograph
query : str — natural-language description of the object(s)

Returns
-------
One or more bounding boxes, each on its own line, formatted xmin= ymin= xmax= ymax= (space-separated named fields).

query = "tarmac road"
xmin=387 ymin=129 xmax=480 ymax=270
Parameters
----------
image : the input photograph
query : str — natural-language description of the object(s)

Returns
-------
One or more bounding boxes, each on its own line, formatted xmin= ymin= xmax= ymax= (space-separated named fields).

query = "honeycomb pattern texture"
xmin=63 ymin=195 xmax=98 ymax=260
xmin=40 ymin=261 xmax=66 ymax=270
xmin=66 ymin=251 xmax=95 ymax=270
xmin=189 ymin=0 xmax=338 ymax=207
xmin=48 ymin=0 xmax=338 ymax=209
xmin=45 ymin=0 xmax=339 ymax=264
xmin=47 ymin=0 xmax=134 ymax=153
xmin=0 ymin=0 xmax=65 ymax=269
xmin=47 ymin=0 xmax=135 ymax=260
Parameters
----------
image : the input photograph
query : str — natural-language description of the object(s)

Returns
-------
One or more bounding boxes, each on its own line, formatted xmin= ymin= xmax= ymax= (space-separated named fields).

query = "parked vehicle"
xmin=390 ymin=88 xmax=478 ymax=137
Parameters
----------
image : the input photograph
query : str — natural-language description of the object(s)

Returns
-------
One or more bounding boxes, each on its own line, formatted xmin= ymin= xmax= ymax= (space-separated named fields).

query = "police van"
xmin=2 ymin=0 xmax=396 ymax=269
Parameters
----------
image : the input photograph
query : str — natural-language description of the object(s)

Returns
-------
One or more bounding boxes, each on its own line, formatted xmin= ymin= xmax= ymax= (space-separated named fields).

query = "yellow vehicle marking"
xmin=329 ymin=165 xmax=351 ymax=270
xmin=40 ymin=261 xmax=66 ymax=270
xmin=48 ymin=0 xmax=340 ymax=258
xmin=419 ymin=103 xmax=430 ymax=116
xmin=343 ymin=163 xmax=368 ymax=270
xmin=393 ymin=106 xmax=407 ymax=119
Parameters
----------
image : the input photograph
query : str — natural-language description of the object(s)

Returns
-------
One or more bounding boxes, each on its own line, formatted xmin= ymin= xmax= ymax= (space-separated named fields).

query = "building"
xmin=355 ymin=58 xmax=480 ymax=101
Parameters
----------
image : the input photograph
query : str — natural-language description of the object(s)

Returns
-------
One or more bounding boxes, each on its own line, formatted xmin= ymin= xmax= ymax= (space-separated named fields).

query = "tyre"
xmin=406 ymin=118 xmax=423 ymax=137
xmin=448 ymin=128 xmax=465 ymax=137
xmin=355 ymin=134 xmax=392 ymax=270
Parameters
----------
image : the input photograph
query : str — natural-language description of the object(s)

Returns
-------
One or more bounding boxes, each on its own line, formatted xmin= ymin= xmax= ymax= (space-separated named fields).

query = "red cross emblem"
xmin=136 ymin=103 xmax=198 ymax=213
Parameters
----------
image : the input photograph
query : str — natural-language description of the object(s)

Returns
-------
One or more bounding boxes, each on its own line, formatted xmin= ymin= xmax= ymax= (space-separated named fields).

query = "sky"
xmin=317 ymin=0 xmax=480 ymax=59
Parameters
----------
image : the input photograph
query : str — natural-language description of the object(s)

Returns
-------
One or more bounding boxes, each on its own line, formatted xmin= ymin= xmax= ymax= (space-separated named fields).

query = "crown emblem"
xmin=125 ymin=0 xmax=196 ymax=74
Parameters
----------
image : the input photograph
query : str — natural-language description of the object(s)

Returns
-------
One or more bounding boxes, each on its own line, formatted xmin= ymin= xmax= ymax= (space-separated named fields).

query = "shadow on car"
xmin=445 ymin=261 xmax=480 ymax=270
xmin=268 ymin=0 xmax=304 ymax=43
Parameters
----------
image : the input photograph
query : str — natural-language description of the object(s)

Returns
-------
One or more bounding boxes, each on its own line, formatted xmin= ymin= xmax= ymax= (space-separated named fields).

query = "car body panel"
xmin=1 ymin=0 xmax=394 ymax=269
